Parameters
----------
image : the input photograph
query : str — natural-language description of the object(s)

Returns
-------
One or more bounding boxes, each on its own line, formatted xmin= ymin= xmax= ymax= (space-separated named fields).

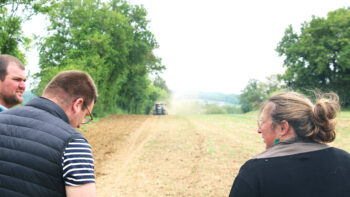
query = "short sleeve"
xmin=62 ymin=138 xmax=95 ymax=186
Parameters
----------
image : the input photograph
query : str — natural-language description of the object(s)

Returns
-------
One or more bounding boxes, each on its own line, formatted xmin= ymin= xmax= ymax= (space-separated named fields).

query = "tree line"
xmin=2 ymin=2 xmax=350 ymax=115
xmin=0 ymin=0 xmax=170 ymax=116
xmin=240 ymin=7 xmax=350 ymax=113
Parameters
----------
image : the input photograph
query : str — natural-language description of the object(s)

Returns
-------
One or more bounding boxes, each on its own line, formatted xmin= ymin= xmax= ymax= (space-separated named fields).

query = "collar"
xmin=25 ymin=97 xmax=70 ymax=124
xmin=0 ymin=104 xmax=8 ymax=111
xmin=252 ymin=137 xmax=330 ymax=159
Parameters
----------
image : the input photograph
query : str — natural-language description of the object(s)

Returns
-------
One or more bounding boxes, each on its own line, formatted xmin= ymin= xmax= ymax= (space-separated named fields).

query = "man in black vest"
xmin=0 ymin=70 xmax=98 ymax=197
xmin=0 ymin=54 xmax=26 ymax=111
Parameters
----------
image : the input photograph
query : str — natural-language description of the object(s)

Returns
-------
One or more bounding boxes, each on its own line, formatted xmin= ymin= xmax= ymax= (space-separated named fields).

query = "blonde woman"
xmin=229 ymin=92 xmax=350 ymax=197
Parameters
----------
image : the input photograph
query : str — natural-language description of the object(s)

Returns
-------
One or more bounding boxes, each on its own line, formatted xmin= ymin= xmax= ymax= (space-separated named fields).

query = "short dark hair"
xmin=43 ymin=70 xmax=98 ymax=108
xmin=0 ymin=54 xmax=25 ymax=81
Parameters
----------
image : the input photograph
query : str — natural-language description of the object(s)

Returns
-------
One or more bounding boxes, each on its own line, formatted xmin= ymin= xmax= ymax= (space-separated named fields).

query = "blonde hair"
xmin=261 ymin=92 xmax=340 ymax=143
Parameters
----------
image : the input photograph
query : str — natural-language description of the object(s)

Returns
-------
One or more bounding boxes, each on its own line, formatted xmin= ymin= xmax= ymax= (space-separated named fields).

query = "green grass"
xmin=187 ymin=111 xmax=350 ymax=155
xmin=338 ymin=110 xmax=350 ymax=118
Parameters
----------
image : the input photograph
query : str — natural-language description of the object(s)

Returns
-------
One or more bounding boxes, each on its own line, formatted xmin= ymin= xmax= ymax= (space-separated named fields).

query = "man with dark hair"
xmin=0 ymin=54 xmax=26 ymax=111
xmin=0 ymin=70 xmax=98 ymax=197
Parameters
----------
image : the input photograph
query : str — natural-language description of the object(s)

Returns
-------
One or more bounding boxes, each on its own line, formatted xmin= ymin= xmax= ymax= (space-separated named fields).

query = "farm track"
xmin=81 ymin=114 xmax=259 ymax=197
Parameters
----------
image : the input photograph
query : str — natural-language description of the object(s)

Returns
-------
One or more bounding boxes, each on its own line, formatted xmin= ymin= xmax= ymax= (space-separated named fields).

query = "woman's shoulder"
xmin=326 ymin=147 xmax=350 ymax=159
xmin=252 ymin=138 xmax=330 ymax=159
xmin=238 ymin=157 xmax=268 ymax=174
xmin=238 ymin=146 xmax=350 ymax=176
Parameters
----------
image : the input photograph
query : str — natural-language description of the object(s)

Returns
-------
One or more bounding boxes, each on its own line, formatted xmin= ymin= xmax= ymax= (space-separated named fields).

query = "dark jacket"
xmin=229 ymin=139 xmax=350 ymax=197
xmin=0 ymin=97 xmax=84 ymax=197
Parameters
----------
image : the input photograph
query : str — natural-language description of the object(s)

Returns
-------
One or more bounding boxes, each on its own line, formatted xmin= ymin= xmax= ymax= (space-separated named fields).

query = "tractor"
xmin=152 ymin=102 xmax=168 ymax=115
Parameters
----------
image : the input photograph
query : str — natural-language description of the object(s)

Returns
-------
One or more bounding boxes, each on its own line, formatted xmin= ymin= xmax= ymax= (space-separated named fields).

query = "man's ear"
xmin=72 ymin=98 xmax=84 ymax=113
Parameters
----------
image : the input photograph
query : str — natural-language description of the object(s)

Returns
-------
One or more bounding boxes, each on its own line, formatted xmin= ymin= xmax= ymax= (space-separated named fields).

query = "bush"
xmin=223 ymin=105 xmax=242 ymax=114
xmin=204 ymin=104 xmax=226 ymax=114
xmin=204 ymin=104 xmax=242 ymax=114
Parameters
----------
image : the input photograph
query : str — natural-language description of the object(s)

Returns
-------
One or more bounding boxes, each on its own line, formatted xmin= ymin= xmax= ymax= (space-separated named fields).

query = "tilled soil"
xmin=81 ymin=114 xmax=262 ymax=197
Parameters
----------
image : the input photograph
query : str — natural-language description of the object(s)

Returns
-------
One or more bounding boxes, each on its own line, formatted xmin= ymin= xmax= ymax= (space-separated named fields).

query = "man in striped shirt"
xmin=63 ymin=139 xmax=95 ymax=186
xmin=44 ymin=70 xmax=98 ymax=196
xmin=0 ymin=70 xmax=98 ymax=197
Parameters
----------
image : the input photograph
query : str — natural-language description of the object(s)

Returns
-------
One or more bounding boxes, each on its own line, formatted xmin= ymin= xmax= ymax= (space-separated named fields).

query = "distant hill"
xmin=197 ymin=92 xmax=239 ymax=106
xmin=172 ymin=91 xmax=239 ymax=106
xmin=23 ymin=90 xmax=37 ymax=104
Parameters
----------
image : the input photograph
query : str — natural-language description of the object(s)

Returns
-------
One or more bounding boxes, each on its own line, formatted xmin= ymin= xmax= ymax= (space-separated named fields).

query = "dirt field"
xmin=81 ymin=113 xmax=350 ymax=197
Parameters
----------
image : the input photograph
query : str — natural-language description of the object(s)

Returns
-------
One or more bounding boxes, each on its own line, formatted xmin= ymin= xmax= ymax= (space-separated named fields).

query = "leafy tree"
xmin=152 ymin=75 xmax=170 ymax=93
xmin=261 ymin=74 xmax=285 ymax=97
xmin=276 ymin=7 xmax=350 ymax=106
xmin=239 ymin=79 xmax=265 ymax=113
xmin=34 ymin=0 xmax=166 ymax=116
xmin=0 ymin=0 xmax=44 ymax=61
xmin=239 ymin=75 xmax=284 ymax=113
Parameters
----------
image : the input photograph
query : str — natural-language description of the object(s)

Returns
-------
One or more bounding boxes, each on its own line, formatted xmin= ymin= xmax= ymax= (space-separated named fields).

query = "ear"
xmin=279 ymin=120 xmax=290 ymax=136
xmin=72 ymin=98 xmax=84 ymax=113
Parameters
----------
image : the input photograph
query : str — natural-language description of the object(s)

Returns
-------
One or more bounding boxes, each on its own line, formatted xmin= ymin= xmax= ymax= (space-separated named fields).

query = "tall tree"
xmin=0 ymin=0 xmax=43 ymax=61
xmin=34 ymin=0 xmax=166 ymax=116
xmin=152 ymin=75 xmax=170 ymax=93
xmin=276 ymin=7 xmax=350 ymax=106
xmin=239 ymin=79 xmax=265 ymax=113
xmin=239 ymin=75 xmax=284 ymax=113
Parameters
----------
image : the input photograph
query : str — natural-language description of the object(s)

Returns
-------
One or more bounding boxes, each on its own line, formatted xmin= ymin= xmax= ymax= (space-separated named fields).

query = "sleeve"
xmin=62 ymin=138 xmax=95 ymax=186
xmin=228 ymin=174 xmax=257 ymax=197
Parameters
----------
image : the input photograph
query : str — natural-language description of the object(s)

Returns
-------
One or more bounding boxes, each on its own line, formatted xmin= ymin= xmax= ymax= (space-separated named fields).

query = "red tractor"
xmin=152 ymin=102 xmax=168 ymax=115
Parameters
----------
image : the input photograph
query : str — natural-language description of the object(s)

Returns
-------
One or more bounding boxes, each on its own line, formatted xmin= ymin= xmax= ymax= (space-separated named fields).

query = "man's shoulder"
xmin=0 ymin=104 xmax=8 ymax=112
xmin=1 ymin=104 xmax=83 ymax=139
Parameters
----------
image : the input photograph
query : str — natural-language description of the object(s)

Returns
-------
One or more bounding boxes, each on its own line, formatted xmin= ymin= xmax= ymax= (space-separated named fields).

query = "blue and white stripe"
xmin=62 ymin=138 xmax=95 ymax=186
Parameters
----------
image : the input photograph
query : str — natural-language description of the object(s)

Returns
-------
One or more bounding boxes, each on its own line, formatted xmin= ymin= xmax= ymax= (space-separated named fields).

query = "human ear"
xmin=72 ymin=98 xmax=84 ymax=113
xmin=280 ymin=120 xmax=290 ymax=135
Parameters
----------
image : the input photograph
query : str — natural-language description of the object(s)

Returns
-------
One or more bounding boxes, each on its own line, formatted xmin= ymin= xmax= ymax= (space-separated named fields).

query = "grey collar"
xmin=252 ymin=137 xmax=329 ymax=159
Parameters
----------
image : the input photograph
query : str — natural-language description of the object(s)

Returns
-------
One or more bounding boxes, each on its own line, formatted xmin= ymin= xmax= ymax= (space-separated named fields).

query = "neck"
xmin=42 ymin=96 xmax=68 ymax=112
xmin=42 ymin=96 xmax=72 ymax=124
xmin=279 ymin=127 xmax=297 ymax=142
xmin=0 ymin=100 xmax=11 ymax=109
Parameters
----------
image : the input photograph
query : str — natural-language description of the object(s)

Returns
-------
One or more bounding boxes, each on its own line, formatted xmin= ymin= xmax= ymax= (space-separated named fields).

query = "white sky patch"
xmin=23 ymin=0 xmax=350 ymax=94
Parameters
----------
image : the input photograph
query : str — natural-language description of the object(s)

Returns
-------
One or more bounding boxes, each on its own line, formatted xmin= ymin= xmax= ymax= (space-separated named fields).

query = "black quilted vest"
xmin=0 ymin=97 xmax=84 ymax=197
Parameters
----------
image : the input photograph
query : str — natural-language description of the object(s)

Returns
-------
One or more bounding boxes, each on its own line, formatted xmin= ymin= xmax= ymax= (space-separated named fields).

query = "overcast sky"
xmin=24 ymin=0 xmax=349 ymax=94
xmin=128 ymin=0 xmax=349 ymax=94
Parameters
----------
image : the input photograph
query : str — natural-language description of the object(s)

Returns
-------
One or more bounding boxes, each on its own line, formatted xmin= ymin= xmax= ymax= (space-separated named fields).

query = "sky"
xmin=24 ymin=0 xmax=350 ymax=94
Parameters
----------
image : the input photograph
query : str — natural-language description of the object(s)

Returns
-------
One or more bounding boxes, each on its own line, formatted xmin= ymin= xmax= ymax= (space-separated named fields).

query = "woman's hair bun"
xmin=311 ymin=93 xmax=340 ymax=143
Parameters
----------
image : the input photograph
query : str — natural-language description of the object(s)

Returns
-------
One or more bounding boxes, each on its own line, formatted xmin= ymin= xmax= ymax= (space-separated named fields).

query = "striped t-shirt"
xmin=62 ymin=138 xmax=95 ymax=186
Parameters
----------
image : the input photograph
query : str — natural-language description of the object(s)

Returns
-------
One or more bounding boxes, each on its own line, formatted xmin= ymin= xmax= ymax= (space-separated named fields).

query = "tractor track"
xmin=81 ymin=114 xmax=243 ymax=197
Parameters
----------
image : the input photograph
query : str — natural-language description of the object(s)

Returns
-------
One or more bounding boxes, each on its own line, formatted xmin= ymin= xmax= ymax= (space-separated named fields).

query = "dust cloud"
xmin=166 ymin=93 xmax=205 ymax=115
